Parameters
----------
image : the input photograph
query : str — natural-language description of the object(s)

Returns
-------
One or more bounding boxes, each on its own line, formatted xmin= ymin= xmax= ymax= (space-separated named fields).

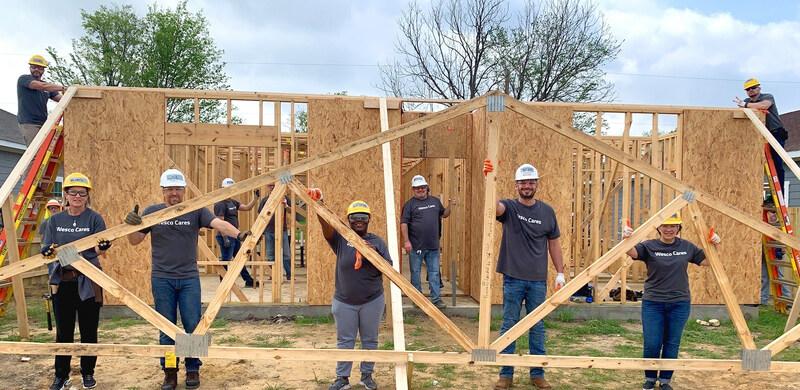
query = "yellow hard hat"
xmin=662 ymin=213 xmax=682 ymax=225
xmin=743 ymin=78 xmax=760 ymax=90
xmin=346 ymin=200 xmax=371 ymax=216
xmin=63 ymin=172 xmax=92 ymax=190
xmin=28 ymin=54 xmax=49 ymax=68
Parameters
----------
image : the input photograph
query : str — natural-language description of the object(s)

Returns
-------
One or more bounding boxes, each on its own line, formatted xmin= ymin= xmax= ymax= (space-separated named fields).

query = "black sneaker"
xmin=49 ymin=377 xmax=71 ymax=390
xmin=360 ymin=373 xmax=378 ymax=390
xmin=659 ymin=382 xmax=673 ymax=390
xmin=82 ymin=374 xmax=97 ymax=389
xmin=329 ymin=376 xmax=351 ymax=390
xmin=642 ymin=380 xmax=656 ymax=390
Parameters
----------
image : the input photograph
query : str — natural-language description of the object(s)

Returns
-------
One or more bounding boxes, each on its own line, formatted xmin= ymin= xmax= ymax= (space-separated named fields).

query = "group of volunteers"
xmin=28 ymin=48 xmax=748 ymax=390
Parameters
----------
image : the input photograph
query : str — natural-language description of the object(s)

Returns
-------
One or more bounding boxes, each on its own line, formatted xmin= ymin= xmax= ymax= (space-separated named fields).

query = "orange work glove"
xmin=307 ymin=188 xmax=322 ymax=202
xmin=483 ymin=159 xmax=494 ymax=176
xmin=354 ymin=250 xmax=363 ymax=270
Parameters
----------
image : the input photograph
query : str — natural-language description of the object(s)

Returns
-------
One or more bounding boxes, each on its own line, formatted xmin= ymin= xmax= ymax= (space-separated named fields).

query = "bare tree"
xmin=381 ymin=0 xmax=620 ymax=102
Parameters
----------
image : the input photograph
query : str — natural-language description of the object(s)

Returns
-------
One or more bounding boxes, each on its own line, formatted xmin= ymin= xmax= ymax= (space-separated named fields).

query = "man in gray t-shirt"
xmin=125 ymin=169 xmax=245 ymax=390
xmin=400 ymin=175 xmax=451 ymax=307
xmin=16 ymin=54 xmax=65 ymax=146
xmin=735 ymin=78 xmax=788 ymax=185
xmin=488 ymin=162 xmax=565 ymax=390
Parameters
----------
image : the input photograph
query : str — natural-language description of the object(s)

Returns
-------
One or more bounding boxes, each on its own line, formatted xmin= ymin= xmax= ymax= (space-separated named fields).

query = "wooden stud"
xmin=379 ymin=97 xmax=409 ymax=390
xmin=785 ymin=287 xmax=800 ymax=332
xmin=477 ymin=105 xmax=500 ymax=348
xmin=683 ymin=203 xmax=757 ymax=349
xmin=591 ymin=114 xmax=602 ymax=300
xmin=2 ymin=198 xmax=29 ymax=339
xmin=288 ymin=180 xmax=477 ymax=351
xmin=491 ymin=196 xmax=689 ymax=351
xmin=272 ymin=189 xmax=284 ymax=304
xmin=620 ymin=112 xmax=633 ymax=304
xmin=763 ymin=320 xmax=800 ymax=357
xmin=742 ymin=108 xmax=800 ymax=184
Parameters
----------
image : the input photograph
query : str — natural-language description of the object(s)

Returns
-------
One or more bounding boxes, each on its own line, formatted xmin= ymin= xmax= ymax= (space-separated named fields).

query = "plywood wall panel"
xmin=401 ymin=112 xmax=469 ymax=158
xmin=681 ymin=110 xmax=762 ymax=304
xmin=306 ymin=99 xmax=402 ymax=305
xmin=64 ymin=91 xmax=166 ymax=305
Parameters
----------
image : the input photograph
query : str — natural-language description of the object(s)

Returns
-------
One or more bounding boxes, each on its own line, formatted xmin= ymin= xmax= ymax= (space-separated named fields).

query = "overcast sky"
xmin=1 ymin=0 xmax=799 ymax=125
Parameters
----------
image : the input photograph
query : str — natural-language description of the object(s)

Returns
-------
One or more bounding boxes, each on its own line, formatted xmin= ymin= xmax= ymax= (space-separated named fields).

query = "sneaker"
xmin=659 ymin=382 xmax=673 ymax=390
xmin=49 ymin=377 xmax=71 ymax=390
xmin=82 ymin=374 xmax=97 ymax=389
xmin=642 ymin=380 xmax=656 ymax=390
xmin=329 ymin=376 xmax=351 ymax=390
xmin=360 ymin=373 xmax=378 ymax=390
xmin=186 ymin=371 xmax=200 ymax=390
xmin=433 ymin=300 xmax=447 ymax=310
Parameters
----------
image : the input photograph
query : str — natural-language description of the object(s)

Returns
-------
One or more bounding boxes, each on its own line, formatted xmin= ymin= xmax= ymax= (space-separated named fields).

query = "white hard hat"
xmin=411 ymin=175 xmax=428 ymax=187
xmin=515 ymin=164 xmax=539 ymax=181
xmin=221 ymin=177 xmax=235 ymax=188
xmin=160 ymin=168 xmax=187 ymax=187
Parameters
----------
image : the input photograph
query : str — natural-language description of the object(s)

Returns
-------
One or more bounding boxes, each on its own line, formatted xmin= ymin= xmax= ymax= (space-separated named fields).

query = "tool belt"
xmin=60 ymin=269 xmax=80 ymax=282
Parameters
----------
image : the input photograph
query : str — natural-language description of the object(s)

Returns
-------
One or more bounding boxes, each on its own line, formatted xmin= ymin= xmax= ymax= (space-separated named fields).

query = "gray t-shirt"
xmin=496 ymin=199 xmax=560 ymax=281
xmin=141 ymin=204 xmax=216 ymax=279
xmin=401 ymin=196 xmax=445 ymax=250
xmin=17 ymin=74 xmax=58 ymax=125
xmin=43 ymin=208 xmax=106 ymax=301
xmin=214 ymin=199 xmax=240 ymax=228
xmin=327 ymin=231 xmax=392 ymax=305
xmin=634 ymin=238 xmax=705 ymax=302
xmin=258 ymin=195 xmax=289 ymax=232
xmin=745 ymin=93 xmax=785 ymax=133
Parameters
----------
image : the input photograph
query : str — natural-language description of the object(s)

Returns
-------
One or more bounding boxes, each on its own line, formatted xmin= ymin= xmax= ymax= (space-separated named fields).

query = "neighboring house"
xmin=780 ymin=110 xmax=800 ymax=206
xmin=0 ymin=109 xmax=25 ymax=196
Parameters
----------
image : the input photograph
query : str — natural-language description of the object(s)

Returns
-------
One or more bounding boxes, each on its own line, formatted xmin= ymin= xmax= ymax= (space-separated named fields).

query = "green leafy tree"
xmin=47 ymin=1 xmax=230 ymax=122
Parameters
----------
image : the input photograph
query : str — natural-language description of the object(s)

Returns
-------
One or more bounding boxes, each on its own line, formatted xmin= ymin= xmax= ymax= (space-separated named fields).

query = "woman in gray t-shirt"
xmin=622 ymin=214 xmax=719 ymax=390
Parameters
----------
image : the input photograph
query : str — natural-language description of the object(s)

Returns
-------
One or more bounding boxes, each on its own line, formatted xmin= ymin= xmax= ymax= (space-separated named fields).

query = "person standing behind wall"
xmin=214 ymin=177 xmax=260 ymax=287
xmin=258 ymin=182 xmax=292 ymax=281
xmin=17 ymin=54 xmax=64 ymax=146
xmin=400 ymin=175 xmax=451 ymax=309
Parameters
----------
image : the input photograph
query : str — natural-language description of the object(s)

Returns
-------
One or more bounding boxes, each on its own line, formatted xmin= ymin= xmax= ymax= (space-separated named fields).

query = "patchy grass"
xmin=293 ymin=315 xmax=334 ymax=326
xmin=100 ymin=317 xmax=148 ymax=330
xmin=216 ymin=335 xmax=242 ymax=345
xmin=248 ymin=334 xmax=294 ymax=348
xmin=210 ymin=318 xmax=229 ymax=328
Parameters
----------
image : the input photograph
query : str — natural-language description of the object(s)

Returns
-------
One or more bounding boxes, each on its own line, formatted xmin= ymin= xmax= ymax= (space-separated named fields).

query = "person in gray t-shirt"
xmin=213 ymin=177 xmax=260 ymax=286
xmin=124 ymin=169 xmax=246 ymax=389
xmin=735 ymin=78 xmax=788 ymax=185
xmin=400 ymin=174 xmax=451 ymax=308
xmin=622 ymin=213 xmax=719 ymax=388
xmin=16 ymin=54 xmax=65 ymax=146
xmin=487 ymin=162 xmax=564 ymax=390
xmin=310 ymin=191 xmax=390 ymax=390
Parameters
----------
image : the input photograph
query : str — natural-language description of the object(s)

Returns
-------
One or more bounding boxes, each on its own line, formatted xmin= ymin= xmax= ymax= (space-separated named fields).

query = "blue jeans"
xmin=641 ymin=300 xmax=690 ymax=382
xmin=499 ymin=275 xmax=547 ymax=379
xmin=264 ymin=230 xmax=291 ymax=279
xmin=409 ymin=249 xmax=442 ymax=303
xmin=152 ymin=276 xmax=203 ymax=372
xmin=215 ymin=235 xmax=254 ymax=284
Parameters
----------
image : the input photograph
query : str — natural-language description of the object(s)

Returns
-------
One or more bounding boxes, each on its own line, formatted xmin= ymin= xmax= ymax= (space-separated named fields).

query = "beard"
xmin=518 ymin=189 xmax=535 ymax=200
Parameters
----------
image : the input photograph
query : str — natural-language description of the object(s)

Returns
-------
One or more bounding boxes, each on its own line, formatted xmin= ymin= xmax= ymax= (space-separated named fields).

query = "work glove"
xmin=708 ymin=228 xmax=721 ymax=245
xmin=254 ymin=189 xmax=261 ymax=198
xmin=222 ymin=236 xmax=231 ymax=248
xmin=554 ymin=273 xmax=566 ymax=290
xmin=621 ymin=219 xmax=633 ymax=239
xmin=97 ymin=239 xmax=112 ymax=251
xmin=733 ymin=96 xmax=745 ymax=108
xmin=278 ymin=170 xmax=293 ymax=184
xmin=41 ymin=243 xmax=58 ymax=259
xmin=307 ymin=188 xmax=323 ymax=202
xmin=124 ymin=205 xmax=142 ymax=225
xmin=483 ymin=159 xmax=494 ymax=176
xmin=237 ymin=230 xmax=251 ymax=241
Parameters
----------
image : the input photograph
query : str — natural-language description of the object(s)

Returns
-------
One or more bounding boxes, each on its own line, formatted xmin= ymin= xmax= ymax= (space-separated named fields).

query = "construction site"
xmin=0 ymin=85 xmax=798 ymax=389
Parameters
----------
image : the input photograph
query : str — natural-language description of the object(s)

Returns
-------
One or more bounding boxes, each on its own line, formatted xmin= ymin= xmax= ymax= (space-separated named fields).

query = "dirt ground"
xmin=0 ymin=311 xmax=798 ymax=390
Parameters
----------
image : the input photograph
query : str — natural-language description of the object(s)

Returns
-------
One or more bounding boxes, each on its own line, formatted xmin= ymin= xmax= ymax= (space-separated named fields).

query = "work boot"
xmin=494 ymin=376 xmax=513 ymax=390
xmin=161 ymin=368 xmax=178 ymax=390
xmin=433 ymin=300 xmax=447 ymax=310
xmin=659 ymin=382 xmax=673 ymax=390
xmin=49 ymin=377 xmax=71 ymax=390
xmin=82 ymin=374 xmax=97 ymax=389
xmin=642 ymin=380 xmax=656 ymax=390
xmin=359 ymin=373 xmax=378 ymax=390
xmin=531 ymin=377 xmax=552 ymax=389
xmin=328 ymin=376 xmax=351 ymax=390
xmin=186 ymin=371 xmax=200 ymax=389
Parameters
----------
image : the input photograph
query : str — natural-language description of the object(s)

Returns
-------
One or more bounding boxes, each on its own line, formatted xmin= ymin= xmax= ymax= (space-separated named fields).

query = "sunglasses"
xmin=745 ymin=85 xmax=759 ymax=91
xmin=348 ymin=214 xmax=370 ymax=223
xmin=65 ymin=190 xmax=88 ymax=197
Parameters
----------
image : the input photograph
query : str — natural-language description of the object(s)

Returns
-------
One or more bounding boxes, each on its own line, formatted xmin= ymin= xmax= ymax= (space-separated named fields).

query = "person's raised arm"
xmin=238 ymin=190 xmax=260 ymax=211
xmin=27 ymin=79 xmax=65 ymax=93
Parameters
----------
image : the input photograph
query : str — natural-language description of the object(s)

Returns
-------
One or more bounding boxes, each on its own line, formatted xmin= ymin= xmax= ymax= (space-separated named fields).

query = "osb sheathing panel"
xmin=64 ymin=91 xmax=166 ymax=305
xmin=468 ymin=107 xmax=575 ymax=304
xmin=306 ymin=99 xmax=401 ymax=305
xmin=681 ymin=110 xmax=761 ymax=304
xmin=401 ymin=112 xmax=469 ymax=158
